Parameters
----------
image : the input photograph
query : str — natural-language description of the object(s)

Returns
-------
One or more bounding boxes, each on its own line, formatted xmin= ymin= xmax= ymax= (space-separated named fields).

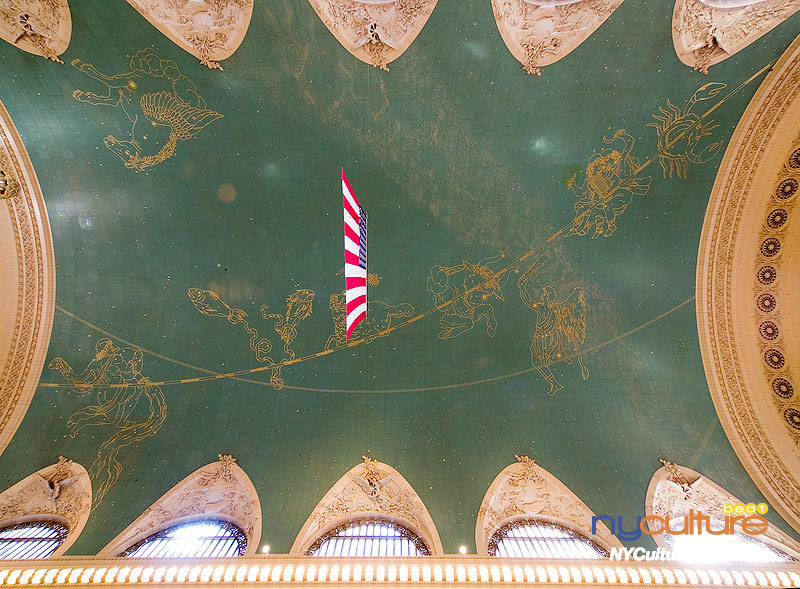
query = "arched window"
xmin=307 ymin=519 xmax=430 ymax=557
xmin=0 ymin=521 xmax=69 ymax=559
xmin=119 ymin=520 xmax=247 ymax=558
xmin=488 ymin=520 xmax=607 ymax=559
xmin=660 ymin=518 xmax=793 ymax=563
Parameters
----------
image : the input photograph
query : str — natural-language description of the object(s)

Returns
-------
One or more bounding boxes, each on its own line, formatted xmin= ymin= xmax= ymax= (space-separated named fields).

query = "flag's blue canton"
xmin=358 ymin=211 xmax=368 ymax=269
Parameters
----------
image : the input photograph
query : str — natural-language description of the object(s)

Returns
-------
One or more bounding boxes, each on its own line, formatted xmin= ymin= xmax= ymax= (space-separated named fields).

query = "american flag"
xmin=342 ymin=169 xmax=367 ymax=340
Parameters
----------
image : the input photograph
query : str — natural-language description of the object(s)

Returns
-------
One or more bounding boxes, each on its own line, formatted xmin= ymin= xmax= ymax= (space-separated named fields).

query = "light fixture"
xmin=459 ymin=545 xmax=467 ymax=555
xmin=261 ymin=544 xmax=270 ymax=555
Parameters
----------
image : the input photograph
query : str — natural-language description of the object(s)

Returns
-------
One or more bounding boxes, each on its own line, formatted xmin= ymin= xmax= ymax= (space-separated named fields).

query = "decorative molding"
xmin=0 ymin=457 xmax=91 ymax=557
xmin=491 ymin=0 xmax=624 ymax=76
xmin=0 ymin=99 xmax=56 ymax=457
xmin=475 ymin=454 xmax=622 ymax=555
xmin=291 ymin=456 xmax=443 ymax=555
xmin=645 ymin=461 xmax=800 ymax=558
xmin=672 ymin=0 xmax=800 ymax=74
xmin=98 ymin=455 xmax=262 ymax=557
xmin=696 ymin=34 xmax=800 ymax=534
xmin=0 ymin=0 xmax=71 ymax=61
xmin=306 ymin=0 xmax=438 ymax=71
xmin=124 ymin=0 xmax=254 ymax=70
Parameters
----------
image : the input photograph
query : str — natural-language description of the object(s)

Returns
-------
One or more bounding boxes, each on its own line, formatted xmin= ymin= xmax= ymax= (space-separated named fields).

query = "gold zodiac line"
xmin=41 ymin=60 xmax=773 ymax=392
xmin=40 ymin=295 xmax=694 ymax=393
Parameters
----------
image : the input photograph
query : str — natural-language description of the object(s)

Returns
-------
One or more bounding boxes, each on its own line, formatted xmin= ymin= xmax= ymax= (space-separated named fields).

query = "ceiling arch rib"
xmin=696 ymin=32 xmax=800 ymax=534
xmin=475 ymin=454 xmax=622 ymax=556
xmin=123 ymin=0 xmax=254 ymax=70
xmin=97 ymin=455 xmax=262 ymax=557
xmin=491 ymin=0 xmax=624 ymax=76
xmin=0 ymin=457 xmax=91 ymax=558
xmin=306 ymin=0 xmax=438 ymax=71
xmin=291 ymin=455 xmax=443 ymax=555
xmin=0 ymin=98 xmax=56 ymax=458
xmin=0 ymin=0 xmax=71 ymax=62
xmin=672 ymin=0 xmax=800 ymax=74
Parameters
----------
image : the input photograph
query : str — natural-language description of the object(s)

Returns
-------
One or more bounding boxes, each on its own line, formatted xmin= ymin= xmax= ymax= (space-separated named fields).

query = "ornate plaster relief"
xmin=0 ymin=99 xmax=56 ymax=457
xmin=696 ymin=34 xmax=800 ymax=533
xmin=306 ymin=0 xmax=438 ymax=71
xmin=491 ymin=0 xmax=624 ymax=76
xmin=673 ymin=0 xmax=800 ymax=74
xmin=124 ymin=0 xmax=254 ymax=69
xmin=0 ymin=0 xmax=70 ymax=61
xmin=645 ymin=461 xmax=800 ymax=558
xmin=98 ymin=455 xmax=262 ymax=557
xmin=291 ymin=456 xmax=443 ymax=555
xmin=475 ymin=454 xmax=622 ymax=555
xmin=0 ymin=458 xmax=91 ymax=557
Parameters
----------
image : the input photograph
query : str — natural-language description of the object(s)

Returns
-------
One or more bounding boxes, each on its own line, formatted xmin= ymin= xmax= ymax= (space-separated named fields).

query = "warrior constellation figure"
xmin=517 ymin=255 xmax=589 ymax=395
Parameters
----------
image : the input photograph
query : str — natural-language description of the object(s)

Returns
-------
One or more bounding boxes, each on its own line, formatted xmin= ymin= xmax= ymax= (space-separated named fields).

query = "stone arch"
xmin=0 ymin=457 xmax=91 ymax=557
xmin=291 ymin=456 xmax=443 ymax=555
xmin=475 ymin=454 xmax=622 ymax=556
xmin=97 ymin=455 xmax=261 ymax=557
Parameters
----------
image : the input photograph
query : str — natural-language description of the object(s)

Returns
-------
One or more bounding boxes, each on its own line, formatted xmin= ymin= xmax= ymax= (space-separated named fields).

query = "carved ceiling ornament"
xmin=475 ymin=454 xmax=622 ymax=555
xmin=491 ymin=0 xmax=624 ymax=76
xmin=97 ymin=455 xmax=262 ymax=557
xmin=124 ymin=0 xmax=254 ymax=70
xmin=0 ymin=99 xmax=56 ymax=458
xmin=673 ymin=0 xmax=800 ymax=74
xmin=290 ymin=455 xmax=443 ymax=555
xmin=0 ymin=457 xmax=91 ymax=557
xmin=696 ymin=34 xmax=800 ymax=534
xmin=306 ymin=0 xmax=438 ymax=71
xmin=0 ymin=0 xmax=71 ymax=61
xmin=645 ymin=462 xmax=800 ymax=558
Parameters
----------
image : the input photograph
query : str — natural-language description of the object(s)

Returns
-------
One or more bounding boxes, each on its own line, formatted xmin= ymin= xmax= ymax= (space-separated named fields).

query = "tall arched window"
xmin=0 ymin=521 xmax=69 ymax=559
xmin=118 ymin=520 xmax=247 ymax=558
xmin=488 ymin=520 xmax=607 ymax=559
xmin=307 ymin=519 xmax=430 ymax=557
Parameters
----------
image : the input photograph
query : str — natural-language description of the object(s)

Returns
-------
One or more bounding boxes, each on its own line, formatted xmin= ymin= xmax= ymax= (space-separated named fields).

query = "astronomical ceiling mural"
xmin=0 ymin=0 xmax=799 ymax=556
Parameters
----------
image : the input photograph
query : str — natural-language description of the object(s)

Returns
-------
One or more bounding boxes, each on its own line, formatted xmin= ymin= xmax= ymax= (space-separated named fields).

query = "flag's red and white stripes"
xmin=342 ymin=169 xmax=367 ymax=340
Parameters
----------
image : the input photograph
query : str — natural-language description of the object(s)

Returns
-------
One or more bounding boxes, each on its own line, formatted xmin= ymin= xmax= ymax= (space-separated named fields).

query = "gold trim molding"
xmin=0 ymin=98 xmax=56 ymax=457
xmin=696 ymin=34 xmax=800 ymax=533
xmin=0 ymin=0 xmax=71 ymax=62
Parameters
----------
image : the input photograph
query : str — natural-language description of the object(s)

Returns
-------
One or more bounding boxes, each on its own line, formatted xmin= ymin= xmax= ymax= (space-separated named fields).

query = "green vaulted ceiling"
xmin=1 ymin=0 xmax=799 ymax=555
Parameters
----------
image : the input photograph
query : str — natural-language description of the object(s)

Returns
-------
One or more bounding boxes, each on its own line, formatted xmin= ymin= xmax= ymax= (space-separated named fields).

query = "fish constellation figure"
xmin=565 ymin=129 xmax=652 ymax=239
xmin=48 ymin=339 xmax=167 ymax=507
xmin=517 ymin=256 xmax=588 ymax=395
xmin=72 ymin=49 xmax=222 ymax=170
xmin=648 ymin=82 xmax=726 ymax=179
xmin=260 ymin=289 xmax=314 ymax=360
xmin=426 ymin=253 xmax=510 ymax=340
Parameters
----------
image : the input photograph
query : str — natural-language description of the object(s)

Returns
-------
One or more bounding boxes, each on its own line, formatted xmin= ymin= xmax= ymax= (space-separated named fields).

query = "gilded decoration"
xmin=48 ymin=339 xmax=168 ymax=508
xmin=673 ymin=0 xmax=800 ymax=74
xmin=306 ymin=0 xmax=438 ymax=70
xmin=0 ymin=458 xmax=91 ymax=557
xmin=0 ymin=99 xmax=56 ymax=458
xmin=290 ymin=456 xmax=443 ymax=555
xmin=491 ymin=0 xmax=624 ymax=76
xmin=645 ymin=462 xmax=800 ymax=558
xmin=71 ymin=50 xmax=223 ymax=171
xmin=124 ymin=0 xmax=254 ymax=70
xmin=98 ymin=455 xmax=262 ymax=557
xmin=696 ymin=35 xmax=800 ymax=533
xmin=0 ymin=0 xmax=70 ymax=61
xmin=475 ymin=453 xmax=621 ymax=555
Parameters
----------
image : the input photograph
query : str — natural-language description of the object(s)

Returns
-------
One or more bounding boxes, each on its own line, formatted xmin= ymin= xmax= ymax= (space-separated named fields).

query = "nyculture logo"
xmin=592 ymin=504 xmax=770 ymax=542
